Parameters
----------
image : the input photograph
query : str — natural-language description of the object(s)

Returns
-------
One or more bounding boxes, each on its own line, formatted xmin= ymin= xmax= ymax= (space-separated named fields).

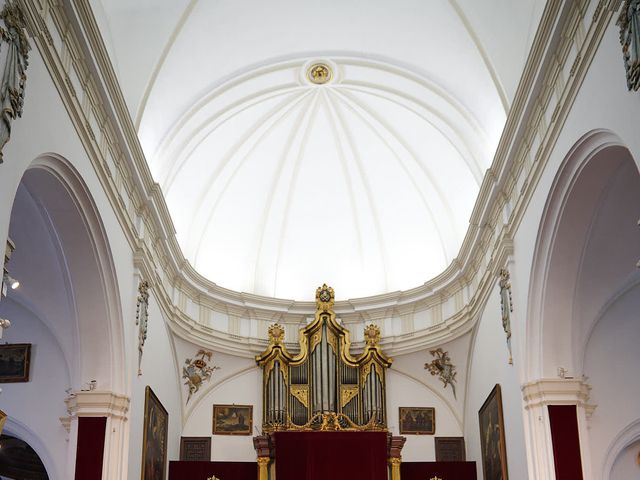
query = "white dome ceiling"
xmin=91 ymin=0 xmax=545 ymax=299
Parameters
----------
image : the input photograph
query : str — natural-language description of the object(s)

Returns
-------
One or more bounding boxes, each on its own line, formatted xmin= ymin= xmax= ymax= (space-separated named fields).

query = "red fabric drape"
xmin=401 ymin=461 xmax=477 ymax=480
xmin=74 ymin=417 xmax=107 ymax=480
xmin=169 ymin=461 xmax=257 ymax=479
xmin=274 ymin=431 xmax=387 ymax=480
xmin=548 ymin=405 xmax=584 ymax=480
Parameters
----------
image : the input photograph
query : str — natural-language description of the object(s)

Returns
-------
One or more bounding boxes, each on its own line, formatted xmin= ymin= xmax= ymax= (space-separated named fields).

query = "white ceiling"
xmin=91 ymin=0 xmax=545 ymax=299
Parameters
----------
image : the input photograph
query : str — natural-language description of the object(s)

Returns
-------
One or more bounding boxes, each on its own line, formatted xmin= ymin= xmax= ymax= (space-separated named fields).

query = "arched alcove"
xmin=526 ymin=129 xmax=640 ymax=478
xmin=7 ymin=154 xmax=125 ymax=391
xmin=1 ymin=154 xmax=127 ymax=478
xmin=0 ymin=433 xmax=49 ymax=479
xmin=527 ymin=130 xmax=640 ymax=379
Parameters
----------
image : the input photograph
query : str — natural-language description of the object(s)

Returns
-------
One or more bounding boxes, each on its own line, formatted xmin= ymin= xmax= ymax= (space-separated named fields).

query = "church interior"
xmin=0 ymin=0 xmax=639 ymax=479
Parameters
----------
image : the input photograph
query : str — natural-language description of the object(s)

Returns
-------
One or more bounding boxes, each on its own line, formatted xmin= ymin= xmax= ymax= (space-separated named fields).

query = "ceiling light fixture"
xmin=3 ymin=274 xmax=19 ymax=290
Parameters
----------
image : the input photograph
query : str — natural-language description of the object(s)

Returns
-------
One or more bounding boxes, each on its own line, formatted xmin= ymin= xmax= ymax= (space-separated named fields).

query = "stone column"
xmin=61 ymin=390 xmax=130 ymax=480
xmin=521 ymin=378 xmax=595 ymax=480
xmin=387 ymin=433 xmax=406 ymax=480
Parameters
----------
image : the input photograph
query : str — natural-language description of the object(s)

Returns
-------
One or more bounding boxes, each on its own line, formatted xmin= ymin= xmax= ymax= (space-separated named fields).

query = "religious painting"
xmin=141 ymin=386 xmax=168 ymax=480
xmin=212 ymin=404 xmax=253 ymax=435
xmin=0 ymin=343 xmax=31 ymax=382
xmin=399 ymin=407 xmax=435 ymax=434
xmin=478 ymin=384 xmax=508 ymax=480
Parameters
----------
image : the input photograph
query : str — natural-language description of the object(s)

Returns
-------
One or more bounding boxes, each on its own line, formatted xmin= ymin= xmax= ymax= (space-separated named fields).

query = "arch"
xmin=602 ymin=418 xmax=640 ymax=479
xmin=7 ymin=153 xmax=126 ymax=391
xmin=525 ymin=129 xmax=640 ymax=380
xmin=2 ymin=417 xmax=58 ymax=480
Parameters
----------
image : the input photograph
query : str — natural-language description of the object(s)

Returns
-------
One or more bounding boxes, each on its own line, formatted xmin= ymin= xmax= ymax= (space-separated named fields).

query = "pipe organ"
xmin=256 ymin=285 xmax=392 ymax=431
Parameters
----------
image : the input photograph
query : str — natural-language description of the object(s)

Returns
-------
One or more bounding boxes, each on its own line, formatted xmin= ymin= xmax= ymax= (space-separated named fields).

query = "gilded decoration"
xmin=425 ymin=348 xmax=457 ymax=399
xmin=618 ymin=0 xmax=640 ymax=90
xmin=340 ymin=385 xmax=359 ymax=408
xmin=0 ymin=1 xmax=30 ymax=164
xmin=307 ymin=63 xmax=332 ymax=84
xmin=499 ymin=268 xmax=514 ymax=365
xmin=256 ymin=285 xmax=391 ymax=432
xmin=182 ymin=350 xmax=220 ymax=403
xmin=135 ymin=280 xmax=149 ymax=376
xmin=291 ymin=385 xmax=309 ymax=408
xmin=268 ymin=323 xmax=285 ymax=345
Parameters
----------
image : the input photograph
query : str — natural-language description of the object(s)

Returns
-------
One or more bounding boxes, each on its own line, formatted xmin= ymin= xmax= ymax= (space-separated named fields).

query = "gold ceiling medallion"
xmin=307 ymin=63 xmax=332 ymax=85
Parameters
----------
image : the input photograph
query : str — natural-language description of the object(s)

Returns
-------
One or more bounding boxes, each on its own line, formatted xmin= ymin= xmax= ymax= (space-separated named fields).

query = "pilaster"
xmin=61 ymin=390 xmax=130 ymax=480
xmin=521 ymin=378 xmax=595 ymax=480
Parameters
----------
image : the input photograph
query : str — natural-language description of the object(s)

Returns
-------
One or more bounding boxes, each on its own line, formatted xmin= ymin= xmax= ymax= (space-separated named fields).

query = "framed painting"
xmin=179 ymin=436 xmax=211 ymax=461
xmin=478 ymin=384 xmax=508 ymax=480
xmin=0 ymin=343 xmax=31 ymax=382
xmin=399 ymin=407 xmax=435 ymax=434
xmin=141 ymin=386 xmax=168 ymax=480
xmin=212 ymin=404 xmax=253 ymax=435
xmin=435 ymin=436 xmax=466 ymax=462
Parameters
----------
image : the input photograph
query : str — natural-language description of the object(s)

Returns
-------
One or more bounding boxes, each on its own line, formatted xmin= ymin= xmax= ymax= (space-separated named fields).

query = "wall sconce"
xmin=3 ymin=274 xmax=19 ymax=290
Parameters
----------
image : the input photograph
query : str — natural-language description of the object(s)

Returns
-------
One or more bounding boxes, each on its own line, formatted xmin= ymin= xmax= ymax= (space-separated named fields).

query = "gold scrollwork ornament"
xmin=290 ymin=385 xmax=309 ymax=408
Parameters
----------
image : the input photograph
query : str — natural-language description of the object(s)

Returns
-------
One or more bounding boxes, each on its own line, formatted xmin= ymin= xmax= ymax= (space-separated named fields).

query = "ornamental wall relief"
xmin=183 ymin=349 xmax=220 ymax=403
xmin=618 ymin=0 xmax=640 ymax=90
xmin=424 ymin=348 xmax=457 ymax=399
xmin=0 ymin=1 xmax=30 ymax=163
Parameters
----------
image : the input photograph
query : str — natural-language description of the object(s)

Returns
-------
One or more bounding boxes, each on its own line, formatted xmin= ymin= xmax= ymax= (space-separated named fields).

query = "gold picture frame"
xmin=478 ymin=384 xmax=508 ymax=480
xmin=212 ymin=404 xmax=253 ymax=435
xmin=399 ymin=407 xmax=435 ymax=435
xmin=141 ymin=386 xmax=169 ymax=480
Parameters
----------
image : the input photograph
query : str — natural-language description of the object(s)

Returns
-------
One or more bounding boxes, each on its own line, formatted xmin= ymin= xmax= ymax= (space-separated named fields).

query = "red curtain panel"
xmin=74 ymin=417 xmax=107 ymax=480
xmin=548 ymin=405 xmax=584 ymax=480
xmin=401 ymin=461 xmax=477 ymax=480
xmin=274 ymin=431 xmax=388 ymax=480
xmin=169 ymin=461 xmax=257 ymax=479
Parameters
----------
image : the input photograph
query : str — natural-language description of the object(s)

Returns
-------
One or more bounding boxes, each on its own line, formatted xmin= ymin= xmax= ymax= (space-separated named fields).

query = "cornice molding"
xmin=16 ymin=0 xmax=617 ymax=356
xmin=63 ymin=390 xmax=130 ymax=420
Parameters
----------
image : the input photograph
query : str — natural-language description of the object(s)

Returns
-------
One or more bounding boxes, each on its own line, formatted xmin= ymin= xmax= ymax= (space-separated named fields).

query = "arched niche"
xmin=526 ymin=129 xmax=640 ymax=379
xmin=4 ymin=153 xmax=125 ymax=391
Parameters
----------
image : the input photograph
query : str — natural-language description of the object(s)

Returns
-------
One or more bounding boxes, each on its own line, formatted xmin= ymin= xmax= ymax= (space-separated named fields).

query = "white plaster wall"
xmin=178 ymin=337 xmax=261 ymax=462
xmin=610 ymin=439 xmax=640 ymax=480
xmin=583 ymin=282 xmax=640 ymax=479
xmin=464 ymin=286 xmax=528 ymax=480
xmin=0 ymin=298 xmax=71 ymax=480
xmin=127 ymin=294 xmax=182 ymax=480
xmin=386 ymin=369 xmax=462 ymax=461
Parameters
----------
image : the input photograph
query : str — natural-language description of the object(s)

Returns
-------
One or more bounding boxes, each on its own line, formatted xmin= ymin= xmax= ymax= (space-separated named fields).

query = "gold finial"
xmin=364 ymin=323 xmax=381 ymax=346
xmin=307 ymin=63 xmax=332 ymax=84
xmin=268 ymin=323 xmax=285 ymax=345
xmin=430 ymin=477 xmax=443 ymax=480
xmin=315 ymin=284 xmax=335 ymax=312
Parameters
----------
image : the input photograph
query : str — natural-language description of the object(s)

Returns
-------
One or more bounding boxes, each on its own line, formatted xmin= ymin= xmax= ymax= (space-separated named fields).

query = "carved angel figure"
xmin=0 ymin=1 xmax=30 ymax=163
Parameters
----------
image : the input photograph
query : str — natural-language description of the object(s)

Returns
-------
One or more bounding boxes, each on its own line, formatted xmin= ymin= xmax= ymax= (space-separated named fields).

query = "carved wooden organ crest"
xmin=256 ymin=284 xmax=392 ymax=431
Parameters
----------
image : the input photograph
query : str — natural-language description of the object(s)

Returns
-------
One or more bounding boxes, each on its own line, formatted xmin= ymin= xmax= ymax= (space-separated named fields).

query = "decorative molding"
xmin=521 ymin=378 xmax=595 ymax=414
xmin=15 ymin=0 xmax=618 ymax=356
xmin=63 ymin=390 xmax=130 ymax=420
